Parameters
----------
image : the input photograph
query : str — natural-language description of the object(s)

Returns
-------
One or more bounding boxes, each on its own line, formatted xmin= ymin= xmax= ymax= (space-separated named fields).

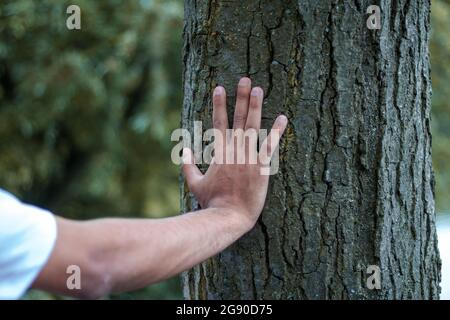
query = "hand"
xmin=182 ymin=77 xmax=288 ymax=230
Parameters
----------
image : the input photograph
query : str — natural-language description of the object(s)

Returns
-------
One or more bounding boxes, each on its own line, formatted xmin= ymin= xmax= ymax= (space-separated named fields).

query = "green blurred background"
xmin=0 ymin=0 xmax=448 ymax=299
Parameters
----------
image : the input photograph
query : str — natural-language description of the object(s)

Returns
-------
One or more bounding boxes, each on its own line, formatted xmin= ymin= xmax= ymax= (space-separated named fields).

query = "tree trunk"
xmin=181 ymin=0 xmax=440 ymax=299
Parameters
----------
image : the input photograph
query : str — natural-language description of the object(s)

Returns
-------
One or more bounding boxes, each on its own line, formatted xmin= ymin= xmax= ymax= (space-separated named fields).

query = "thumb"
xmin=181 ymin=148 xmax=203 ymax=190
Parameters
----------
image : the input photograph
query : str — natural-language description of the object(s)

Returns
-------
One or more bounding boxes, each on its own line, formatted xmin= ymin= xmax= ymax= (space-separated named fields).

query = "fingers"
xmin=245 ymin=87 xmax=263 ymax=131
xmin=259 ymin=115 xmax=288 ymax=164
xmin=212 ymin=86 xmax=228 ymax=135
xmin=181 ymin=148 xmax=203 ymax=191
xmin=233 ymin=77 xmax=252 ymax=129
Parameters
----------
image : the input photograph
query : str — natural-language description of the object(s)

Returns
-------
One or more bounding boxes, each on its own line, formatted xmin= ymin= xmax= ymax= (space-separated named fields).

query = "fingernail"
xmin=251 ymin=87 xmax=263 ymax=97
xmin=214 ymin=86 xmax=224 ymax=96
xmin=279 ymin=115 xmax=288 ymax=124
xmin=238 ymin=77 xmax=251 ymax=87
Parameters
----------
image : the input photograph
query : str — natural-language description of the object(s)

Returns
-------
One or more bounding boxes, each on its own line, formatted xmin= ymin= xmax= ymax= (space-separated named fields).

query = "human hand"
xmin=182 ymin=77 xmax=288 ymax=230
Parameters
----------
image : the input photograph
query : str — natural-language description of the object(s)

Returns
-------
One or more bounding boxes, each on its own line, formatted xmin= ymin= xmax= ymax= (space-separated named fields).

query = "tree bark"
xmin=181 ymin=0 xmax=440 ymax=299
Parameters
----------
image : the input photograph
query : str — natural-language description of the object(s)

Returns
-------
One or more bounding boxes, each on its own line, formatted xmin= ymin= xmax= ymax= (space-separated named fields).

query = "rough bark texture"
xmin=181 ymin=0 xmax=440 ymax=299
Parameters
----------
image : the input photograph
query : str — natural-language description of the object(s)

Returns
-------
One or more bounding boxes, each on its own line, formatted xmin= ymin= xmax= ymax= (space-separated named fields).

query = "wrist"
xmin=210 ymin=206 xmax=257 ymax=235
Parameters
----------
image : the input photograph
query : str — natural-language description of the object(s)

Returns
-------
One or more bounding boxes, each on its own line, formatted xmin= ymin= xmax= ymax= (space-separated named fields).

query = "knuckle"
xmin=250 ymin=101 xmax=259 ymax=109
xmin=237 ymin=89 xmax=249 ymax=100
xmin=213 ymin=95 xmax=223 ymax=106
xmin=213 ymin=119 xmax=225 ymax=128
xmin=234 ymin=114 xmax=246 ymax=124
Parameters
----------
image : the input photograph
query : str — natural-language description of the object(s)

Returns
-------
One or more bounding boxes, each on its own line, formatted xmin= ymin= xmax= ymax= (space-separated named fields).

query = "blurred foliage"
xmin=431 ymin=0 xmax=450 ymax=213
xmin=0 ymin=0 xmax=449 ymax=300
xmin=0 ymin=0 xmax=184 ymax=299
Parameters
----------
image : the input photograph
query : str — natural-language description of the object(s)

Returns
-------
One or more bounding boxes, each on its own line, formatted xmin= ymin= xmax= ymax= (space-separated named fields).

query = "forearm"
xmin=34 ymin=208 xmax=252 ymax=298
xmin=97 ymin=207 xmax=251 ymax=293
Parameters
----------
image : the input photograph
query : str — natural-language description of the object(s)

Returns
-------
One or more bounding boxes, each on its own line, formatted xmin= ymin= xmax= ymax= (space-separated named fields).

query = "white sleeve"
xmin=0 ymin=189 xmax=57 ymax=300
